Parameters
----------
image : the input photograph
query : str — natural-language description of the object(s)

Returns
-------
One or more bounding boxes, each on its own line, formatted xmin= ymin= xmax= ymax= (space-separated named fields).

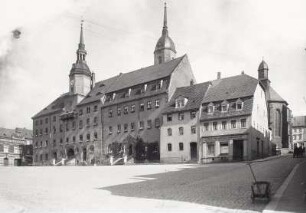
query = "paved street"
xmin=0 ymin=155 xmax=303 ymax=212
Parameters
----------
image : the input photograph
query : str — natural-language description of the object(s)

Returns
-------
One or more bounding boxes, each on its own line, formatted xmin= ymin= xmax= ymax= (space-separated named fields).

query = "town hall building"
xmin=32 ymin=4 xmax=196 ymax=165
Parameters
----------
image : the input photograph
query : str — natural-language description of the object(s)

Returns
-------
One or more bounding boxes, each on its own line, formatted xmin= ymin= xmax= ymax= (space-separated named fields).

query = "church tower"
xmin=258 ymin=60 xmax=270 ymax=90
xmin=69 ymin=21 xmax=93 ymax=96
xmin=154 ymin=3 xmax=176 ymax=65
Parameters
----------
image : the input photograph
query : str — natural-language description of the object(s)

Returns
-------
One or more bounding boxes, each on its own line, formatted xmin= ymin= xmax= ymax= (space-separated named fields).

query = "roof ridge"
xmin=118 ymin=55 xmax=185 ymax=77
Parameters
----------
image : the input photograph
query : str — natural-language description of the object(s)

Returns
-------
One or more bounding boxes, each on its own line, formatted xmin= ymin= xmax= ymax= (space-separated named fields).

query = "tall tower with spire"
xmin=154 ymin=3 xmax=176 ymax=65
xmin=69 ymin=21 xmax=93 ymax=96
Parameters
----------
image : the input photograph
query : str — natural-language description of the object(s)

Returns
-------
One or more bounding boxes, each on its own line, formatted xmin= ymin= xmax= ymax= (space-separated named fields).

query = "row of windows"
xmin=293 ymin=134 xmax=303 ymax=140
xmin=204 ymin=100 xmax=243 ymax=114
xmin=167 ymin=111 xmax=196 ymax=122
xmin=0 ymin=145 xmax=20 ymax=154
xmin=109 ymin=119 xmax=160 ymax=134
xmin=79 ymin=105 xmax=98 ymax=116
xmin=293 ymin=128 xmax=303 ymax=133
xmin=167 ymin=126 xmax=196 ymax=136
xmin=105 ymin=80 xmax=165 ymax=102
xmin=34 ymin=132 xmax=98 ymax=148
xmin=203 ymin=119 xmax=247 ymax=131
xmin=108 ymin=100 xmax=160 ymax=118
xmin=35 ymin=106 xmax=99 ymax=126
xmin=35 ymin=117 xmax=99 ymax=137
xmin=167 ymin=143 xmax=184 ymax=151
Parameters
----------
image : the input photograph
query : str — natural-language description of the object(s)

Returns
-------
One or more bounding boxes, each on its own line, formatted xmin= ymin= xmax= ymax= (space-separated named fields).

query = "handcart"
xmin=247 ymin=163 xmax=271 ymax=203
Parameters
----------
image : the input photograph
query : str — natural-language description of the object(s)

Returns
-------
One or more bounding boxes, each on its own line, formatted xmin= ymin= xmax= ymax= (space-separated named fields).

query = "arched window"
xmin=274 ymin=109 xmax=281 ymax=136
xmin=167 ymin=128 xmax=172 ymax=136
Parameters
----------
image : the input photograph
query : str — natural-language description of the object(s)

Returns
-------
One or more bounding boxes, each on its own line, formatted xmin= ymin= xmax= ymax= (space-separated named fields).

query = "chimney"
xmin=241 ymin=70 xmax=245 ymax=75
xmin=217 ymin=72 xmax=221 ymax=80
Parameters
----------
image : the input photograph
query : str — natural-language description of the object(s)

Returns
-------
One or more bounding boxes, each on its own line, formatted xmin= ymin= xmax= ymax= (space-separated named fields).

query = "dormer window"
xmin=175 ymin=96 xmax=187 ymax=108
xmin=208 ymin=103 xmax=214 ymax=113
xmin=144 ymin=84 xmax=147 ymax=92
xmin=236 ymin=99 xmax=243 ymax=110
xmin=221 ymin=101 xmax=229 ymax=112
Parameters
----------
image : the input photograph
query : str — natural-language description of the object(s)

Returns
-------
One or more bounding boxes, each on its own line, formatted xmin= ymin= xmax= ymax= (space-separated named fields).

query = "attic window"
xmin=236 ymin=99 xmax=243 ymax=110
xmin=175 ymin=96 xmax=187 ymax=108
xmin=208 ymin=103 xmax=214 ymax=113
xmin=221 ymin=101 xmax=229 ymax=112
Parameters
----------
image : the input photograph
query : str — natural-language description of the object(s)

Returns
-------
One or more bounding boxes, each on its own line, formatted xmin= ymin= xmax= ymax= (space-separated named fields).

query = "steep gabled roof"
xmin=78 ymin=55 xmax=186 ymax=106
xmin=202 ymin=74 xmax=259 ymax=103
xmin=105 ymin=55 xmax=185 ymax=93
xmin=163 ymin=82 xmax=211 ymax=114
xmin=32 ymin=93 xmax=75 ymax=119
xmin=78 ymin=75 xmax=119 ymax=106
xmin=268 ymin=86 xmax=287 ymax=103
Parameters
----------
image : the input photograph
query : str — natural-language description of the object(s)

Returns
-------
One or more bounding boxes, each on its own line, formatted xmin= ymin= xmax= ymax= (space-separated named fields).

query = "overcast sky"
xmin=1 ymin=0 xmax=306 ymax=130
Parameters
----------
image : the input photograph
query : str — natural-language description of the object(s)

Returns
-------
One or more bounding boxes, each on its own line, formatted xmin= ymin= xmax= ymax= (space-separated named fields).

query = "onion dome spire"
xmin=162 ymin=3 xmax=168 ymax=36
xmin=154 ymin=2 xmax=176 ymax=65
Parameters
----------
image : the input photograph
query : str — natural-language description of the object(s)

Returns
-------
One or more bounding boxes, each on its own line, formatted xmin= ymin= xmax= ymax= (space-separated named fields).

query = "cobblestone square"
xmin=0 ymin=156 xmax=303 ymax=212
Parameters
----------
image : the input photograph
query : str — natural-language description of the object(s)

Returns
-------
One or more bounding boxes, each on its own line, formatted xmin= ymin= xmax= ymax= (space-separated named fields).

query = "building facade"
xmin=199 ymin=74 xmax=272 ymax=163
xmin=292 ymin=116 xmax=306 ymax=148
xmin=32 ymin=4 xmax=196 ymax=165
xmin=160 ymin=82 xmax=210 ymax=163
xmin=0 ymin=128 xmax=33 ymax=166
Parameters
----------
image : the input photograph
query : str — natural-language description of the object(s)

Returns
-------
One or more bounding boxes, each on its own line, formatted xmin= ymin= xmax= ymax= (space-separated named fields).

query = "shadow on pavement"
xmin=99 ymin=164 xmax=269 ymax=212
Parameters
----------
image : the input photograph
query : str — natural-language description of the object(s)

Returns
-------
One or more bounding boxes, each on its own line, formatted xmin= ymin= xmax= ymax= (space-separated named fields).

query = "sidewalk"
xmin=264 ymin=158 xmax=306 ymax=213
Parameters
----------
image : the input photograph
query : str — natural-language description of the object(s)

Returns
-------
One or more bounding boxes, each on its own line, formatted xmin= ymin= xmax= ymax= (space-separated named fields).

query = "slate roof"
xmin=200 ymin=74 xmax=258 ymax=121
xmin=104 ymin=55 xmax=185 ymax=93
xmin=0 ymin=127 xmax=33 ymax=139
xmin=78 ymin=75 xmax=119 ymax=106
xmin=292 ymin=116 xmax=306 ymax=127
xmin=78 ymin=55 xmax=186 ymax=106
xmin=268 ymin=86 xmax=287 ymax=103
xmin=32 ymin=93 xmax=74 ymax=118
xmin=163 ymin=82 xmax=211 ymax=114
xmin=202 ymin=74 xmax=259 ymax=103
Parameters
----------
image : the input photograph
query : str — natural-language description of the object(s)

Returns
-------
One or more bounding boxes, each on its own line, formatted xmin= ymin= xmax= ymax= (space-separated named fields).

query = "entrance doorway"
xmin=53 ymin=152 xmax=57 ymax=161
xmin=3 ymin=157 xmax=9 ymax=166
xmin=67 ymin=148 xmax=75 ymax=159
xmin=233 ymin=140 xmax=243 ymax=160
xmin=82 ymin=148 xmax=87 ymax=161
xmin=190 ymin=142 xmax=197 ymax=161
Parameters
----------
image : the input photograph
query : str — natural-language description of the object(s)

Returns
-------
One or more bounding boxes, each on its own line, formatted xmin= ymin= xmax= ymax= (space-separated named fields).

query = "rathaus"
xmin=32 ymin=4 xmax=196 ymax=165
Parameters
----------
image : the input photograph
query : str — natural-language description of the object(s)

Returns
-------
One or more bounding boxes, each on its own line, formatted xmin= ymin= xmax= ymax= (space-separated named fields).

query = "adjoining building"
xmin=0 ymin=127 xmax=33 ymax=166
xmin=199 ymin=73 xmax=272 ymax=163
xmin=257 ymin=60 xmax=291 ymax=153
xmin=160 ymin=82 xmax=210 ymax=163
xmin=32 ymin=3 xmax=196 ymax=165
xmin=292 ymin=116 xmax=306 ymax=148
